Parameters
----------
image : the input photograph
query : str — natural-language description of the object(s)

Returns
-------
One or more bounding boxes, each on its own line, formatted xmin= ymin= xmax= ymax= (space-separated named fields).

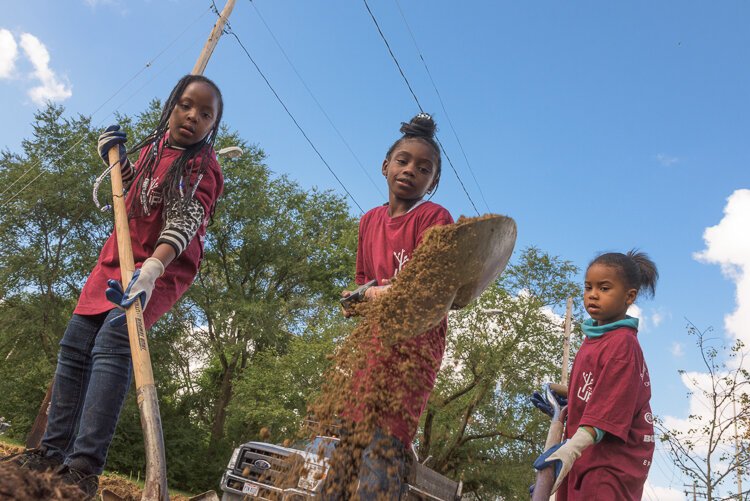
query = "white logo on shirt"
xmin=142 ymin=176 xmax=162 ymax=207
xmin=640 ymin=362 xmax=651 ymax=387
xmin=393 ymin=249 xmax=409 ymax=276
xmin=643 ymin=434 xmax=656 ymax=443
xmin=644 ymin=412 xmax=654 ymax=425
xmin=577 ymin=372 xmax=594 ymax=402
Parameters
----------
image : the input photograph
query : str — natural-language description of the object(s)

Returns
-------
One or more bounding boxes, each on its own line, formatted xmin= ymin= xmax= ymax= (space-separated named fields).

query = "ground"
xmin=0 ymin=442 xmax=195 ymax=501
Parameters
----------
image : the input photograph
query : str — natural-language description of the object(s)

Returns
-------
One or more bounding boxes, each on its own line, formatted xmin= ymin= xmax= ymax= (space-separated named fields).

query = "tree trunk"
xmin=209 ymin=353 xmax=239 ymax=448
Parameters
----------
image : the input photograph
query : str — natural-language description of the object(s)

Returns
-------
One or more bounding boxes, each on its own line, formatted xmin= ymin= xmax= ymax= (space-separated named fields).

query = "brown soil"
xmin=0 ymin=463 xmax=84 ymax=500
xmin=0 ymin=443 xmax=190 ymax=501
xmin=304 ymin=216 xmax=488 ymax=498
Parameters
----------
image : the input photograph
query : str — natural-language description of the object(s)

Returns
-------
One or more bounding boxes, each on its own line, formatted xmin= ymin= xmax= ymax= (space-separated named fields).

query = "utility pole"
xmin=734 ymin=395 xmax=743 ymax=499
xmin=192 ymin=0 xmax=237 ymax=75
xmin=561 ymin=297 xmax=573 ymax=386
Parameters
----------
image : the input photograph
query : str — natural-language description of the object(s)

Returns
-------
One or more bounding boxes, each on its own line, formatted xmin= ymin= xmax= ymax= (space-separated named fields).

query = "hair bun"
xmin=399 ymin=112 xmax=437 ymax=139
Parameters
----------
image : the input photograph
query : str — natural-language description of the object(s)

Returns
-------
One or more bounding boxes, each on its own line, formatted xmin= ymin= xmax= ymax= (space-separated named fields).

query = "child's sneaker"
xmin=0 ymin=447 xmax=62 ymax=471
xmin=56 ymin=464 xmax=100 ymax=500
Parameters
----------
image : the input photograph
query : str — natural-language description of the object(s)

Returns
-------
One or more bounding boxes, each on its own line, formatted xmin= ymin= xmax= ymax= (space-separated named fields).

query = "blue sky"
xmin=2 ymin=1 xmax=749 ymax=497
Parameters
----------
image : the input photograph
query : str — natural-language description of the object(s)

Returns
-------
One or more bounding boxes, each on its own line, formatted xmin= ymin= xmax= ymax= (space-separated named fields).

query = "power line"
xmin=361 ymin=0 xmax=480 ymax=216
xmin=247 ymin=0 xmax=386 ymax=201
xmin=0 ymin=6 xmax=213 ymax=208
xmin=223 ymin=23 xmax=365 ymax=214
xmin=393 ymin=0 xmax=491 ymax=213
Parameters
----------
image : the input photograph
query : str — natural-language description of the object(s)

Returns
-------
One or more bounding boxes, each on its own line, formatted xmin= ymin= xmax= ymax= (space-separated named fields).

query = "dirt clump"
xmin=0 ymin=462 xmax=84 ymax=500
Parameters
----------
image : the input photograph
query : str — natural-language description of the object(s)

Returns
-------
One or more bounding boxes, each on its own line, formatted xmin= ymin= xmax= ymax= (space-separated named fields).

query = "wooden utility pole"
xmin=734 ymin=396 xmax=743 ymax=499
xmin=561 ymin=297 xmax=573 ymax=386
xmin=192 ymin=0 xmax=237 ymax=75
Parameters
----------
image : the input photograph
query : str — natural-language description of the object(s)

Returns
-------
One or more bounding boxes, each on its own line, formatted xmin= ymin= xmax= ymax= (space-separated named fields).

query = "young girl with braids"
xmin=322 ymin=113 xmax=453 ymax=500
xmin=5 ymin=74 xmax=224 ymax=498
xmin=533 ymin=250 xmax=659 ymax=500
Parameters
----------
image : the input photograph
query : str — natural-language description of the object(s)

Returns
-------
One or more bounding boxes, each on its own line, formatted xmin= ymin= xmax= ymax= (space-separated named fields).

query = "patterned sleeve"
xmin=120 ymin=158 xmax=136 ymax=190
xmin=156 ymin=197 xmax=205 ymax=257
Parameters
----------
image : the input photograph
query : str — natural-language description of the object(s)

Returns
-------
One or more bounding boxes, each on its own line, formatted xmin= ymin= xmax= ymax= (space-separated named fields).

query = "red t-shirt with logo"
xmin=558 ymin=326 xmax=654 ymax=501
xmin=352 ymin=201 xmax=453 ymax=446
xmin=75 ymin=140 xmax=223 ymax=329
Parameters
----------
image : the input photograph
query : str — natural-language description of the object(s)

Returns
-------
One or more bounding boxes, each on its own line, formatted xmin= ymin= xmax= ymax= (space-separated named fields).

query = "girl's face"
xmin=168 ymin=81 xmax=219 ymax=148
xmin=584 ymin=263 xmax=638 ymax=325
xmin=381 ymin=138 xmax=438 ymax=203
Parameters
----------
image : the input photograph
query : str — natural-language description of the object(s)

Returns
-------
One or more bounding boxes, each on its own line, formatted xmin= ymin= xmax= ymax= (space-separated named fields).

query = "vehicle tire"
xmin=220 ymin=492 xmax=243 ymax=501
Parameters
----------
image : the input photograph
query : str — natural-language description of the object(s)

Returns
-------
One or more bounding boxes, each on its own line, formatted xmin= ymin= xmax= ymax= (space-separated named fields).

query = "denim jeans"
xmin=321 ymin=427 xmax=407 ymax=500
xmin=42 ymin=310 xmax=133 ymax=475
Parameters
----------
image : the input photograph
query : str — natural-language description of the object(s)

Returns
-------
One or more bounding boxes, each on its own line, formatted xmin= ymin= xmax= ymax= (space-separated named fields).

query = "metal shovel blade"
xmin=373 ymin=214 xmax=517 ymax=339
xmin=100 ymin=489 xmax=127 ymax=501
xmin=188 ymin=491 xmax=220 ymax=501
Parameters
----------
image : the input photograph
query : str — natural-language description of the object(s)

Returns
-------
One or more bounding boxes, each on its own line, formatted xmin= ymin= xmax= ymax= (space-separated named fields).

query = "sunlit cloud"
xmin=670 ymin=342 xmax=684 ymax=357
xmin=19 ymin=32 xmax=72 ymax=105
xmin=694 ymin=189 xmax=750 ymax=347
xmin=656 ymin=153 xmax=680 ymax=167
xmin=0 ymin=29 xmax=18 ymax=78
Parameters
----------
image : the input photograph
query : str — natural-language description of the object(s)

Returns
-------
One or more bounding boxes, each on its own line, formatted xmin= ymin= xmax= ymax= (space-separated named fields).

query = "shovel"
xmin=106 ymin=147 xmax=169 ymax=501
xmin=531 ymin=383 xmax=568 ymax=501
xmin=373 ymin=214 xmax=517 ymax=339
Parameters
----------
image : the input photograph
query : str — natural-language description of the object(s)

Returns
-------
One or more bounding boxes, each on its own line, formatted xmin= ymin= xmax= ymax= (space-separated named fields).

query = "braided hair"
xmin=589 ymin=249 xmax=659 ymax=299
xmin=385 ymin=112 xmax=442 ymax=194
xmin=126 ymin=74 xmax=223 ymax=219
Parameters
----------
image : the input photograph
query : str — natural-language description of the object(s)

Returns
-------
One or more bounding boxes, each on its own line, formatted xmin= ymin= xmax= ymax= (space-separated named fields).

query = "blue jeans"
xmin=321 ymin=427 xmax=408 ymax=500
xmin=42 ymin=310 xmax=133 ymax=475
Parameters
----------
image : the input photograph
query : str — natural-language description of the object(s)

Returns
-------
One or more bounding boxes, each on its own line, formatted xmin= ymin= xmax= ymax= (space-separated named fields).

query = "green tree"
xmin=419 ymin=247 xmax=581 ymax=499
xmin=0 ymin=105 xmax=109 ymax=435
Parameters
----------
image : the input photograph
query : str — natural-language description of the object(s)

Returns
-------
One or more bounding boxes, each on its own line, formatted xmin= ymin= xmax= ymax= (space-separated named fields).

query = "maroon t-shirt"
xmin=558 ymin=326 xmax=654 ymax=501
xmin=352 ymin=201 xmax=453 ymax=445
xmin=75 ymin=139 xmax=223 ymax=328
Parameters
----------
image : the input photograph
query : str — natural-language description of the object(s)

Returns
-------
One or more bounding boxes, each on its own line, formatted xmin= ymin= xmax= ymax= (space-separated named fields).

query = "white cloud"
xmin=0 ymin=29 xmax=18 ymax=78
xmin=694 ymin=189 xmax=750 ymax=347
xmin=670 ymin=342 xmax=684 ymax=357
xmin=18 ymin=32 xmax=72 ymax=105
xmin=652 ymin=310 xmax=665 ymax=327
xmin=656 ymin=153 xmax=680 ymax=167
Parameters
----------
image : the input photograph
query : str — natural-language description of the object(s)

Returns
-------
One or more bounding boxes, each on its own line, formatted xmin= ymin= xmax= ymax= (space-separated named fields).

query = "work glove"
xmin=531 ymin=388 xmax=568 ymax=418
xmin=105 ymin=257 xmax=165 ymax=327
xmin=533 ymin=427 xmax=595 ymax=494
xmin=97 ymin=125 xmax=128 ymax=167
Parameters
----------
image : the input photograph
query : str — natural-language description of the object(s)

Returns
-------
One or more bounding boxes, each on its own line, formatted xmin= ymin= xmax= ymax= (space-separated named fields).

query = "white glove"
xmin=533 ymin=427 xmax=595 ymax=493
xmin=105 ymin=257 xmax=165 ymax=327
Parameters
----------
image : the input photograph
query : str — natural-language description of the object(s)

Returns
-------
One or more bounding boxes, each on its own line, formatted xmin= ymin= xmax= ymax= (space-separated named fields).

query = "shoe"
xmin=56 ymin=464 xmax=100 ymax=500
xmin=0 ymin=447 xmax=62 ymax=471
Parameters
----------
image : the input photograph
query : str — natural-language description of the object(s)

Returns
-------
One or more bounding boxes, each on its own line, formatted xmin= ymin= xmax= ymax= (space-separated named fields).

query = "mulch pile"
xmin=0 ymin=462 xmax=84 ymax=501
xmin=1 ymin=443 xmax=191 ymax=500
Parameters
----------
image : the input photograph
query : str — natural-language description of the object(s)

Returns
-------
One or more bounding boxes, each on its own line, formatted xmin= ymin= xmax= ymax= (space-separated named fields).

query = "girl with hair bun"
xmin=534 ymin=250 xmax=659 ymax=500
xmin=322 ymin=113 xmax=453 ymax=499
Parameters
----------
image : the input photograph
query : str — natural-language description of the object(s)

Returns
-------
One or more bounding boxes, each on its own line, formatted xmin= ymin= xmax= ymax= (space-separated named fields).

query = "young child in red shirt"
xmin=534 ymin=250 xmax=658 ymax=500
xmin=4 ymin=75 xmax=224 ymax=499
xmin=322 ymin=112 xmax=453 ymax=500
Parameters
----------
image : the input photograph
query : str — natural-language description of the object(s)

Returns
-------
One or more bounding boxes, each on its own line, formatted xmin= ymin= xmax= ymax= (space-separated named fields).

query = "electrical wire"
xmin=248 ymin=0 xmax=386 ymax=200
xmin=393 ymin=0 xmax=491 ymax=213
xmin=223 ymin=23 xmax=365 ymax=214
xmin=361 ymin=0 xmax=480 ymax=216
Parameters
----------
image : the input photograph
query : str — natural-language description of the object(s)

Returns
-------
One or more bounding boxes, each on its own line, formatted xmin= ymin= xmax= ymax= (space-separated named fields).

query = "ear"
xmin=625 ymin=288 xmax=638 ymax=306
xmin=381 ymin=158 xmax=389 ymax=177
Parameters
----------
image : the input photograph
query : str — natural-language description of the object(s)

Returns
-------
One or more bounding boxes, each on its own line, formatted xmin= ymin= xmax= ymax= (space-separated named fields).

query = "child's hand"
xmin=98 ymin=125 xmax=128 ymax=167
xmin=364 ymin=280 xmax=391 ymax=300
xmin=340 ymin=290 xmax=354 ymax=318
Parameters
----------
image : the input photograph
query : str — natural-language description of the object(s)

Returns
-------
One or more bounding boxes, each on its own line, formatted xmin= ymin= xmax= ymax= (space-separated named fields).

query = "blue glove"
xmin=97 ymin=125 xmax=128 ymax=167
xmin=531 ymin=390 xmax=568 ymax=417
xmin=533 ymin=441 xmax=565 ymax=476
xmin=105 ymin=258 xmax=164 ymax=327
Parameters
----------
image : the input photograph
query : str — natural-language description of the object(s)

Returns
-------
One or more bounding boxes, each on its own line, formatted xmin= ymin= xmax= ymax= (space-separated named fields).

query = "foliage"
xmin=657 ymin=323 xmax=750 ymax=501
xmin=418 ymin=247 xmax=582 ymax=499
